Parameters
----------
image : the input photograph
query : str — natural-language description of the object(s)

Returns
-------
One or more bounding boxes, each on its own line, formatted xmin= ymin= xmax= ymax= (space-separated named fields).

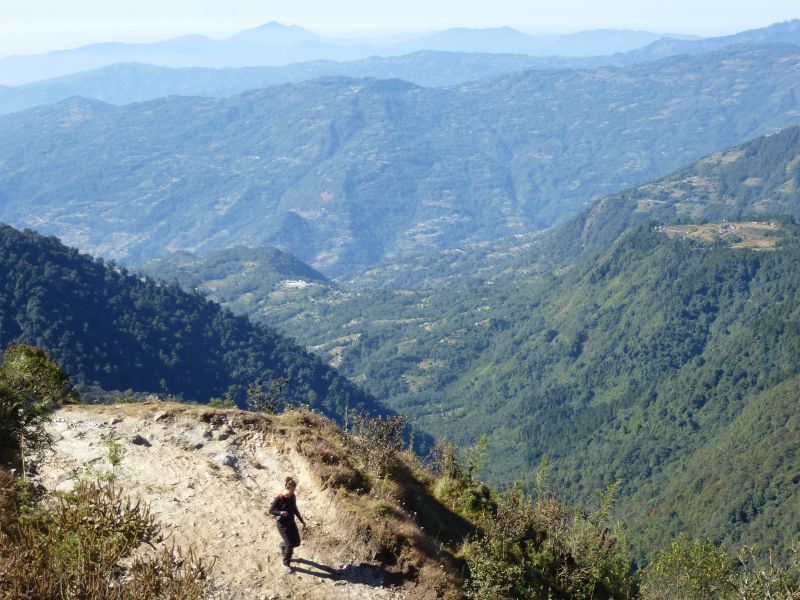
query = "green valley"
xmin=134 ymin=128 xmax=800 ymax=561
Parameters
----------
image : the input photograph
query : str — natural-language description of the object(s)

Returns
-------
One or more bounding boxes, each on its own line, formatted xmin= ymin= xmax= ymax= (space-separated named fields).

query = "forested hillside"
xmin=138 ymin=245 xmax=329 ymax=317
xmin=290 ymin=223 xmax=800 ymax=559
xmin=135 ymin=218 xmax=800 ymax=561
xmin=2 ymin=44 xmax=800 ymax=274
xmin=0 ymin=224 xmax=378 ymax=419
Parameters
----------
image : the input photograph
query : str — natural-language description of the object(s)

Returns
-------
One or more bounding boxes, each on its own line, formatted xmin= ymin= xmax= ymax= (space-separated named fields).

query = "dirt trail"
xmin=30 ymin=403 xmax=409 ymax=600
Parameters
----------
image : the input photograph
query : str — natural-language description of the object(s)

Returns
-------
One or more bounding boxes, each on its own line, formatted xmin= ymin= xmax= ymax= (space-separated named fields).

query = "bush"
xmin=246 ymin=377 xmax=289 ymax=414
xmin=463 ymin=479 xmax=636 ymax=600
xmin=640 ymin=535 xmax=734 ymax=600
xmin=348 ymin=413 xmax=409 ymax=480
xmin=0 ymin=477 xmax=210 ymax=599
xmin=0 ymin=344 xmax=77 ymax=464
xmin=641 ymin=536 xmax=800 ymax=600
xmin=463 ymin=536 xmax=527 ymax=600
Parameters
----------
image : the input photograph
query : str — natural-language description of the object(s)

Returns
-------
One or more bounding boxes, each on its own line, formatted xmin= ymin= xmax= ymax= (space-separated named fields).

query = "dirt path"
xmin=30 ymin=404 xmax=409 ymax=600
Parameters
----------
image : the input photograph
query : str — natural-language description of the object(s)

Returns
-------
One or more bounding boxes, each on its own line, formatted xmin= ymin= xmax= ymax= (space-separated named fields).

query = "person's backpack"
xmin=273 ymin=494 xmax=288 ymax=520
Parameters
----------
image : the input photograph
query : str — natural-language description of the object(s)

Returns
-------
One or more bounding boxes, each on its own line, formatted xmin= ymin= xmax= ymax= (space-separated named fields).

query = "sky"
xmin=0 ymin=0 xmax=798 ymax=58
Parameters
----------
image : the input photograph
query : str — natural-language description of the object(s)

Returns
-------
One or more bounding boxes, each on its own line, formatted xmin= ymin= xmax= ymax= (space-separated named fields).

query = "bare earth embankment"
xmin=30 ymin=402 xmax=415 ymax=600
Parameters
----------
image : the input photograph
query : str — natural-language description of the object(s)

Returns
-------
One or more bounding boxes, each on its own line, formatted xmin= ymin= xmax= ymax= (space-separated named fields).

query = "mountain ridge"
xmin=0 ymin=21 xmax=683 ymax=86
xmin=0 ymin=20 xmax=796 ymax=114
xmin=2 ymin=44 xmax=799 ymax=275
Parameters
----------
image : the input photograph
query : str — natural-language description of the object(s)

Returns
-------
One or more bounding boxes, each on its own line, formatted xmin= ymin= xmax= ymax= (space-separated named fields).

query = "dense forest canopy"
xmin=0 ymin=223 xmax=380 ymax=421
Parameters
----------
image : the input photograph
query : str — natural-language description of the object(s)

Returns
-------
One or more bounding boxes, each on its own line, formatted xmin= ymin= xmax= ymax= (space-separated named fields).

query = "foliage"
xmin=0 ymin=477 xmax=210 ymax=599
xmin=462 ymin=536 xmax=527 ymax=600
xmin=105 ymin=437 xmax=126 ymax=473
xmin=640 ymin=536 xmax=800 ymax=600
xmin=246 ymin=376 xmax=290 ymax=414
xmin=208 ymin=393 xmax=235 ymax=409
xmin=462 ymin=479 xmax=636 ymax=600
xmin=640 ymin=535 xmax=735 ymax=599
xmin=0 ymin=344 xmax=76 ymax=462
xmin=432 ymin=437 xmax=495 ymax=521
xmin=348 ymin=413 xmax=409 ymax=480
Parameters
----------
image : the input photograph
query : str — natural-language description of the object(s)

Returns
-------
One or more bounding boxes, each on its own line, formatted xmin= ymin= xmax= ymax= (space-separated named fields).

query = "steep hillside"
xmin=29 ymin=402 xmax=463 ymax=599
xmin=627 ymin=375 xmax=800 ymax=558
xmin=2 ymin=45 xmax=800 ymax=274
xmin=550 ymin=124 xmax=800 ymax=262
xmin=130 ymin=221 xmax=800 ymax=564
xmin=138 ymin=245 xmax=330 ymax=318
xmin=0 ymin=224 xmax=379 ymax=420
xmin=308 ymin=223 xmax=800 ymax=559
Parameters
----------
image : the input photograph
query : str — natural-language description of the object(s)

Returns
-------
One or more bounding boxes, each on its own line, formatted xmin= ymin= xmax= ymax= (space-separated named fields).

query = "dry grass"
xmin=263 ymin=408 xmax=468 ymax=598
xmin=0 ymin=475 xmax=210 ymax=599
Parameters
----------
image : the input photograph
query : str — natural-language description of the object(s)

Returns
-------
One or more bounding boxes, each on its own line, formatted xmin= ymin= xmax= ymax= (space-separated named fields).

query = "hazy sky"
xmin=0 ymin=0 xmax=798 ymax=58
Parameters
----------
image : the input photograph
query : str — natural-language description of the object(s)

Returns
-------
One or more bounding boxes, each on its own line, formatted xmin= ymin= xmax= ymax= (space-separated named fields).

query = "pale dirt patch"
xmin=30 ymin=404 xmax=409 ymax=600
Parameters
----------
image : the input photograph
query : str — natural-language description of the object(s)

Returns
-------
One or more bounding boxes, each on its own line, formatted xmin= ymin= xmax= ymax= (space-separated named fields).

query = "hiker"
xmin=269 ymin=476 xmax=307 ymax=573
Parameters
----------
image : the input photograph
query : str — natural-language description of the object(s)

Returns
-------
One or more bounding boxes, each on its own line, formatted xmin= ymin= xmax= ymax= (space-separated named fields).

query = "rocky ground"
xmin=29 ymin=402 xmax=411 ymax=600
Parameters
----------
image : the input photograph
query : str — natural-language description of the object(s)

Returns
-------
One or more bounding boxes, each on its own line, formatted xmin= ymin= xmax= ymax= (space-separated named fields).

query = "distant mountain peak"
xmin=227 ymin=21 xmax=323 ymax=45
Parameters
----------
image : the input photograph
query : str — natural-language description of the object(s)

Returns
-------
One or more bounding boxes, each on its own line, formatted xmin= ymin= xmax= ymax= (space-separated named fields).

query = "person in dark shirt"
xmin=268 ymin=476 xmax=307 ymax=573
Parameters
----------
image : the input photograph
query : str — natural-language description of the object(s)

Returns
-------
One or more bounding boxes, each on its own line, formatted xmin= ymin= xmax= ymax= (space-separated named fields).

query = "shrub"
xmin=246 ymin=377 xmax=289 ymax=414
xmin=208 ymin=392 xmax=235 ymax=408
xmin=463 ymin=536 xmax=527 ymax=600
xmin=432 ymin=437 xmax=495 ymax=520
xmin=463 ymin=479 xmax=636 ymax=600
xmin=641 ymin=536 xmax=800 ymax=600
xmin=640 ymin=535 xmax=734 ymax=600
xmin=348 ymin=413 xmax=409 ymax=480
xmin=106 ymin=437 xmax=126 ymax=475
xmin=0 ymin=477 xmax=210 ymax=599
xmin=0 ymin=344 xmax=77 ymax=464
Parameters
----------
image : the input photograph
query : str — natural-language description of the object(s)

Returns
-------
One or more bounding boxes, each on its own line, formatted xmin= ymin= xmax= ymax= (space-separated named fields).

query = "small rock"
xmin=111 ymin=417 xmax=123 ymax=425
xmin=130 ymin=434 xmax=151 ymax=447
xmin=153 ymin=411 xmax=168 ymax=422
xmin=214 ymin=453 xmax=238 ymax=469
xmin=216 ymin=428 xmax=234 ymax=441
